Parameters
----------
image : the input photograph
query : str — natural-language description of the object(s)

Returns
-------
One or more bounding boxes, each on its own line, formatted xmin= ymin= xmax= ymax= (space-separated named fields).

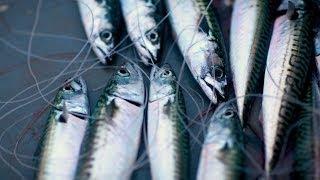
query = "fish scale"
xmin=230 ymin=0 xmax=281 ymax=124
xmin=262 ymin=3 xmax=314 ymax=174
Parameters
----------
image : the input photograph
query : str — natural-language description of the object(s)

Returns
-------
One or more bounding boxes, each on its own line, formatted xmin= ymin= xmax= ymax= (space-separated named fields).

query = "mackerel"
xmin=230 ymin=0 xmax=280 ymax=123
xmin=165 ymin=0 xmax=228 ymax=104
xmin=119 ymin=0 xmax=163 ymax=65
xmin=197 ymin=102 xmax=243 ymax=180
xmin=293 ymin=75 xmax=320 ymax=179
xmin=148 ymin=64 xmax=189 ymax=180
xmin=36 ymin=77 xmax=89 ymax=180
xmin=78 ymin=0 xmax=121 ymax=64
xmin=262 ymin=1 xmax=314 ymax=173
xmin=76 ymin=63 xmax=145 ymax=179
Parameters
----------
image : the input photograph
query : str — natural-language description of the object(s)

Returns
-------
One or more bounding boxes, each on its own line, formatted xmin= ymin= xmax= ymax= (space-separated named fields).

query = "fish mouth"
xmin=68 ymin=112 xmax=87 ymax=120
xmin=64 ymin=76 xmax=87 ymax=94
xmin=96 ymin=46 xmax=112 ymax=64
xmin=60 ymin=76 xmax=89 ymax=116
xmin=200 ymin=74 xmax=226 ymax=103
xmin=114 ymin=94 xmax=142 ymax=107
xmin=139 ymin=43 xmax=158 ymax=65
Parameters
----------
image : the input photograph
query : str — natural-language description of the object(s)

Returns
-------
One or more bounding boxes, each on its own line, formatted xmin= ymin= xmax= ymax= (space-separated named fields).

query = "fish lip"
xmin=95 ymin=46 xmax=113 ymax=64
xmin=138 ymin=43 xmax=158 ymax=65
xmin=64 ymin=76 xmax=87 ymax=94
xmin=73 ymin=76 xmax=88 ymax=94
xmin=60 ymin=76 xmax=89 ymax=116
xmin=199 ymin=76 xmax=226 ymax=104
xmin=202 ymin=80 xmax=218 ymax=102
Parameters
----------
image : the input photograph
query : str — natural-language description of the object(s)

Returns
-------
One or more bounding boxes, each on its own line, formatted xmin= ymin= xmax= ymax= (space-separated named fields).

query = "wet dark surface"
xmin=0 ymin=0 xmax=270 ymax=179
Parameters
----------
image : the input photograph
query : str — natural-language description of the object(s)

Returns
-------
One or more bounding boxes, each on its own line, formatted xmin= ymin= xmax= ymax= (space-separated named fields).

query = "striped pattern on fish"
xmin=292 ymin=78 xmax=314 ymax=179
xmin=76 ymin=63 xmax=145 ymax=180
xmin=165 ymin=0 xmax=228 ymax=104
xmin=197 ymin=102 xmax=243 ymax=180
xmin=230 ymin=0 xmax=281 ymax=124
xmin=148 ymin=64 xmax=189 ymax=180
xmin=36 ymin=77 xmax=89 ymax=180
xmin=262 ymin=2 xmax=314 ymax=173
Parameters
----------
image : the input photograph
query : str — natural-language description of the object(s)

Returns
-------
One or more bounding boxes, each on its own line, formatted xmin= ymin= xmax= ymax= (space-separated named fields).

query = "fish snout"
xmin=93 ymin=37 xmax=114 ymax=64
xmin=136 ymin=38 xmax=160 ymax=65
xmin=200 ymin=74 xmax=227 ymax=103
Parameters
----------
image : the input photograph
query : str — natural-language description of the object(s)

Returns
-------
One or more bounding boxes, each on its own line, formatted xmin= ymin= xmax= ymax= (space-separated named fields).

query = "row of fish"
xmin=183 ymin=0 xmax=320 ymax=178
xmin=35 ymin=63 xmax=243 ymax=179
xmin=169 ymin=0 xmax=320 ymax=178
xmin=36 ymin=0 xmax=320 ymax=179
xmin=78 ymin=0 xmax=231 ymax=104
xmin=78 ymin=0 xmax=162 ymax=65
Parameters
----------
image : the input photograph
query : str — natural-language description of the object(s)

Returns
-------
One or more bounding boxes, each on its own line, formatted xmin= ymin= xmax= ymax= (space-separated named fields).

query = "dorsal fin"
xmin=287 ymin=1 xmax=298 ymax=20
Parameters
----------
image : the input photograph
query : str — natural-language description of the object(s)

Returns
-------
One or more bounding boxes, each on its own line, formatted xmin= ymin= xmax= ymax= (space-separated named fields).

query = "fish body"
xmin=315 ymin=26 xmax=320 ymax=73
xmin=76 ymin=63 xmax=145 ymax=180
xmin=165 ymin=0 xmax=228 ymax=103
xmin=120 ymin=0 xmax=162 ymax=65
xmin=36 ymin=77 xmax=89 ymax=180
xmin=78 ymin=0 xmax=121 ymax=64
xmin=148 ymin=64 xmax=189 ymax=180
xmin=230 ymin=0 xmax=280 ymax=123
xmin=292 ymin=79 xmax=314 ymax=180
xmin=197 ymin=102 xmax=243 ymax=180
xmin=262 ymin=1 xmax=314 ymax=173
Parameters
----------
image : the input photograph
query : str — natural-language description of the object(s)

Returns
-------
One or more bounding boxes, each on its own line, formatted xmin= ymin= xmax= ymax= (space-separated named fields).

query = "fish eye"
xmin=213 ymin=65 xmax=224 ymax=79
xmin=117 ymin=67 xmax=130 ymax=77
xmin=223 ymin=108 xmax=234 ymax=118
xmin=161 ymin=69 xmax=172 ymax=78
xmin=63 ymin=84 xmax=73 ymax=91
xmin=147 ymin=30 xmax=158 ymax=43
xmin=100 ymin=30 xmax=112 ymax=42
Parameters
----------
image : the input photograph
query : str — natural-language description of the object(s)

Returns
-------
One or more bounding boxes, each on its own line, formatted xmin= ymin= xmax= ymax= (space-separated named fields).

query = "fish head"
xmin=149 ymin=64 xmax=177 ymax=101
xmin=56 ymin=76 xmax=89 ymax=117
xmin=135 ymin=28 xmax=161 ymax=65
xmin=92 ymin=28 xmax=115 ymax=64
xmin=108 ymin=62 xmax=145 ymax=105
xmin=204 ymin=102 xmax=242 ymax=150
xmin=199 ymin=52 xmax=227 ymax=103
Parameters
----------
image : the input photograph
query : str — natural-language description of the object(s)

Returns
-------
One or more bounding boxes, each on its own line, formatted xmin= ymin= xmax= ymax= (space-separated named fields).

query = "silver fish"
xmin=78 ymin=0 xmax=121 ymax=64
xmin=197 ymin=102 xmax=243 ymax=180
xmin=230 ymin=0 xmax=280 ymax=123
xmin=76 ymin=63 xmax=145 ymax=180
xmin=165 ymin=0 xmax=227 ymax=104
xmin=36 ymin=77 xmax=89 ymax=180
xmin=119 ymin=0 xmax=162 ymax=65
xmin=262 ymin=1 xmax=314 ymax=174
xmin=148 ymin=64 xmax=189 ymax=180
